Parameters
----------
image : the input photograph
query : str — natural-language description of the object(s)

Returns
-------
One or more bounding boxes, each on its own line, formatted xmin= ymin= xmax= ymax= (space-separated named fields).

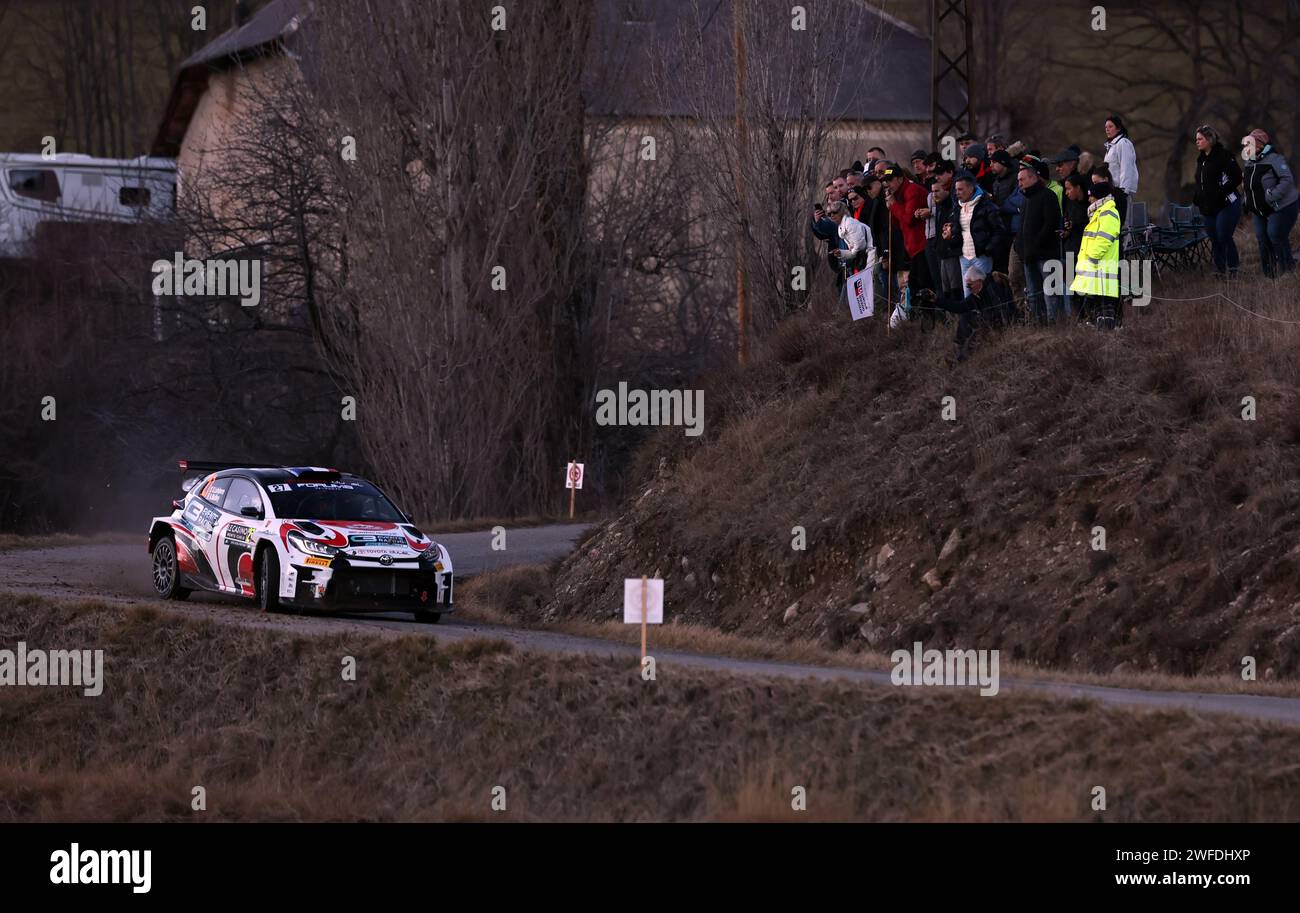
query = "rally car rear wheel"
xmin=152 ymin=536 xmax=191 ymax=601
xmin=257 ymin=547 xmax=283 ymax=613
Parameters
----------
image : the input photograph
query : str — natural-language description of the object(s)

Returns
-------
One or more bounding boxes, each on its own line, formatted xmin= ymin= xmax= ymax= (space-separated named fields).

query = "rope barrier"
xmin=1140 ymin=290 xmax=1300 ymax=325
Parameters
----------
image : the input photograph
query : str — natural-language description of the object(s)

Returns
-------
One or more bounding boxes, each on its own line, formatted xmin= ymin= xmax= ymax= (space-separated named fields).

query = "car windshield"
xmin=265 ymin=479 xmax=406 ymax=522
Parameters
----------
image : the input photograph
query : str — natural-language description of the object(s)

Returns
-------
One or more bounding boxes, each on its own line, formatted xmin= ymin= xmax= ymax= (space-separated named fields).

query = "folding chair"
xmin=1150 ymin=202 xmax=1209 ymax=271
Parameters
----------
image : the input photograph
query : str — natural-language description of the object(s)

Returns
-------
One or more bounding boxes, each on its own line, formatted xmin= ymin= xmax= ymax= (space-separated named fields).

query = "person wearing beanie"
xmin=1103 ymin=114 xmax=1139 ymax=199
xmin=1090 ymin=163 xmax=1128 ymax=231
xmin=1241 ymin=127 xmax=1298 ymax=278
xmin=1192 ymin=124 xmax=1242 ymax=278
xmin=988 ymin=150 xmax=1018 ymax=206
xmin=1006 ymin=140 xmax=1027 ymax=159
xmin=1016 ymin=158 xmax=1064 ymax=324
xmin=1071 ymin=180 xmax=1122 ymax=329
xmin=961 ymin=143 xmax=995 ymax=194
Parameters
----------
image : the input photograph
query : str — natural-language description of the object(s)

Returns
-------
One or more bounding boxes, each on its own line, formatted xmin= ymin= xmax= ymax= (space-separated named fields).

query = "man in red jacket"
xmin=882 ymin=164 xmax=933 ymax=292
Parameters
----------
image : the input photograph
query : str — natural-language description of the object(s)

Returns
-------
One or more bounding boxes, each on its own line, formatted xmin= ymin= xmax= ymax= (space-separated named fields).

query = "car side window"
xmin=222 ymin=478 xmax=264 ymax=516
xmin=199 ymin=475 xmax=228 ymax=506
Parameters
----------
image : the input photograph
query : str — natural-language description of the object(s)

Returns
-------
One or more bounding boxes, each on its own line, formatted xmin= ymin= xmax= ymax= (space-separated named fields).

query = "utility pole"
xmin=930 ymin=0 xmax=975 ymax=150
xmin=733 ymin=0 xmax=749 ymax=366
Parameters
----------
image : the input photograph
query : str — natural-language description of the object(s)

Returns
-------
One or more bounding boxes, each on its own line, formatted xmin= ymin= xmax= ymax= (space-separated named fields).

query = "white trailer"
xmin=0 ymin=153 xmax=176 ymax=258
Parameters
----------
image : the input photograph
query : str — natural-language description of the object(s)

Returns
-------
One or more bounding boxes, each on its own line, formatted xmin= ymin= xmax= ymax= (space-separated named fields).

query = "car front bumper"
xmin=286 ymin=556 xmax=453 ymax=613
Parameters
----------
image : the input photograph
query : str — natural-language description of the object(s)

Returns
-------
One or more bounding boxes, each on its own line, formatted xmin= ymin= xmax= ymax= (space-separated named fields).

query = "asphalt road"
xmin=0 ymin=523 xmax=592 ymax=601
xmin=4 ymin=526 xmax=1300 ymax=726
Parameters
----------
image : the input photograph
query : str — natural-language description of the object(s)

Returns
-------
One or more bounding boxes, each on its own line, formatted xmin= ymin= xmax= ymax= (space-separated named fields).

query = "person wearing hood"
xmin=1192 ymin=124 xmax=1243 ymax=278
xmin=942 ymin=170 xmax=1004 ymax=294
xmin=1016 ymin=158 xmax=1064 ymax=324
xmin=1103 ymin=114 xmax=1139 ymax=202
xmin=1071 ymin=180 xmax=1122 ymax=329
xmin=1241 ymin=128 xmax=1298 ymax=278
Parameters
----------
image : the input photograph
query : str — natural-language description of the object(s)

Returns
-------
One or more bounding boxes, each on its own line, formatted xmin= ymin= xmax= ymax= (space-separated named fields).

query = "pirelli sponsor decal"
xmin=304 ymin=556 xmax=332 ymax=568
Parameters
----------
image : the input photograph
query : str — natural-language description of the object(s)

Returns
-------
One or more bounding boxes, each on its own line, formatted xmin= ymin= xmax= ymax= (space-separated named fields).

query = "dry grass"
xmin=552 ymin=266 xmax=1300 ymax=682
xmin=5 ymin=591 xmax=1300 ymax=822
xmin=466 ymin=563 xmax=1300 ymax=698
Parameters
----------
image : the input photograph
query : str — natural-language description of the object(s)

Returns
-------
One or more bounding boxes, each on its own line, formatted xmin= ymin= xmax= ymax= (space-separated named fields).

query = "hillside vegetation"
xmin=550 ymin=270 xmax=1300 ymax=679
xmin=5 ymin=592 xmax=1300 ymax=821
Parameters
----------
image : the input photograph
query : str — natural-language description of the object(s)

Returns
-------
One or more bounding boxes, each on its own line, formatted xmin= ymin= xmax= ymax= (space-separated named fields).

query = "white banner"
xmin=845 ymin=269 xmax=874 ymax=321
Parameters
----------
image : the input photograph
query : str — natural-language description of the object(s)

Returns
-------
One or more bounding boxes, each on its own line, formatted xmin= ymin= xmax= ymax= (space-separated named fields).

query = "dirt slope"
xmin=550 ymin=276 xmax=1300 ymax=679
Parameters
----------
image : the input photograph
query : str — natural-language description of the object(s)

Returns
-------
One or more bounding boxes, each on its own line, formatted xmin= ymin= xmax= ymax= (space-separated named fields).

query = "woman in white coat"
xmin=1103 ymin=114 xmax=1139 ymax=200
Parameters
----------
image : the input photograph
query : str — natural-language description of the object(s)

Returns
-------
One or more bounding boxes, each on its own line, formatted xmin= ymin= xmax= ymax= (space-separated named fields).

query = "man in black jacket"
xmin=939 ymin=264 xmax=1015 ymax=362
xmin=1059 ymin=173 xmax=1090 ymax=321
xmin=922 ymin=160 xmax=962 ymax=303
xmin=942 ymin=170 xmax=1004 ymax=294
xmin=1015 ymin=158 xmax=1062 ymax=324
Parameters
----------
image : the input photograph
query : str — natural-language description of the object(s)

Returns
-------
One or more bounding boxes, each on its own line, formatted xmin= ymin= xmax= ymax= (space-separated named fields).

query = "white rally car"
xmin=147 ymin=461 xmax=453 ymax=622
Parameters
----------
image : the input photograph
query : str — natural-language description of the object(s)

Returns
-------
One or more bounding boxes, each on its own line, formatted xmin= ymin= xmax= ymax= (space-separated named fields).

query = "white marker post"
xmin=565 ymin=461 xmax=584 ymax=519
xmin=623 ymin=577 xmax=664 ymax=663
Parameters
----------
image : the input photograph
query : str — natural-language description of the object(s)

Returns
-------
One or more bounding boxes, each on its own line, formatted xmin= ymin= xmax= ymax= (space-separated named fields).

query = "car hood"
xmin=278 ymin=519 xmax=438 ymax=558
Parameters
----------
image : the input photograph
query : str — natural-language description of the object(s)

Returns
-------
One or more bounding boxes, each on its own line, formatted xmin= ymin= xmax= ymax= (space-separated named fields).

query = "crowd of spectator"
xmin=811 ymin=116 xmax=1297 ymax=362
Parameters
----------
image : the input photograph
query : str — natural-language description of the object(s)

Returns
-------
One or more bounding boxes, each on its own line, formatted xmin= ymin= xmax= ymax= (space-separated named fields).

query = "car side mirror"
xmin=172 ymin=499 xmax=185 ymax=510
xmin=241 ymin=506 xmax=264 ymax=519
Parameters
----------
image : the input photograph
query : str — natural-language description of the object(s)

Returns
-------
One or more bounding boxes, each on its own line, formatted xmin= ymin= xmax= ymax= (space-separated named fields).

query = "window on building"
xmin=8 ymin=169 xmax=61 ymax=203
xmin=120 ymin=186 xmax=151 ymax=207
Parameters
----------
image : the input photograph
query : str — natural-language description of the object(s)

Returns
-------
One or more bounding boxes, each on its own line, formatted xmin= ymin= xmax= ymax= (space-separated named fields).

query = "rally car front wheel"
xmin=152 ymin=536 xmax=191 ymax=601
xmin=257 ymin=547 xmax=283 ymax=613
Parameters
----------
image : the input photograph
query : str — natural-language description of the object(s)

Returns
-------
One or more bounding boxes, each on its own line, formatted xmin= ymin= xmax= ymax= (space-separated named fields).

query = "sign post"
xmin=623 ymin=577 xmax=664 ymax=664
xmin=565 ymin=461 xmax=584 ymax=519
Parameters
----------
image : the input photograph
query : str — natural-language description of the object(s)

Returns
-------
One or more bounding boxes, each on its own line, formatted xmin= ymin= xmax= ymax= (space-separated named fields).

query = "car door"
xmin=217 ymin=477 xmax=266 ymax=597
xmin=179 ymin=474 xmax=227 ymax=589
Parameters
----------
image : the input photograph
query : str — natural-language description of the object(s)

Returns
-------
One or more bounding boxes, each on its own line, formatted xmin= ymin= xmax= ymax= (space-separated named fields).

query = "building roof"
xmin=150 ymin=0 xmax=308 ymax=157
xmin=151 ymin=0 xmax=935 ymax=157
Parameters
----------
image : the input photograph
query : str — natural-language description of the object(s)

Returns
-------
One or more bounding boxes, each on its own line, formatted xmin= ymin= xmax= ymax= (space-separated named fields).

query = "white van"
xmin=0 ymin=153 xmax=176 ymax=258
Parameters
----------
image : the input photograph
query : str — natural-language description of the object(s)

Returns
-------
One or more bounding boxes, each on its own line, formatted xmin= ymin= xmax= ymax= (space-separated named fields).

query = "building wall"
xmin=176 ymin=54 xmax=296 ymax=249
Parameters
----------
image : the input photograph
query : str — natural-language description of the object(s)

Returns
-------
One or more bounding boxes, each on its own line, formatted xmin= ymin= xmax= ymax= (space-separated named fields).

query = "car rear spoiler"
xmin=178 ymin=460 xmax=283 ymax=474
xmin=177 ymin=460 xmax=284 ymax=493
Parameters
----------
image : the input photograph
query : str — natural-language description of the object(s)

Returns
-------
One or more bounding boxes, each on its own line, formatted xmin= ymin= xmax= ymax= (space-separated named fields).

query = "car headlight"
xmin=421 ymin=543 xmax=448 ymax=571
xmin=288 ymin=530 xmax=340 ymax=557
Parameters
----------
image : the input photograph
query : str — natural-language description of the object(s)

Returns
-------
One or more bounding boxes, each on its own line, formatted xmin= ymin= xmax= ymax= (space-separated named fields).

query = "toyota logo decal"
xmin=379 ymin=555 xmax=393 ymax=566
